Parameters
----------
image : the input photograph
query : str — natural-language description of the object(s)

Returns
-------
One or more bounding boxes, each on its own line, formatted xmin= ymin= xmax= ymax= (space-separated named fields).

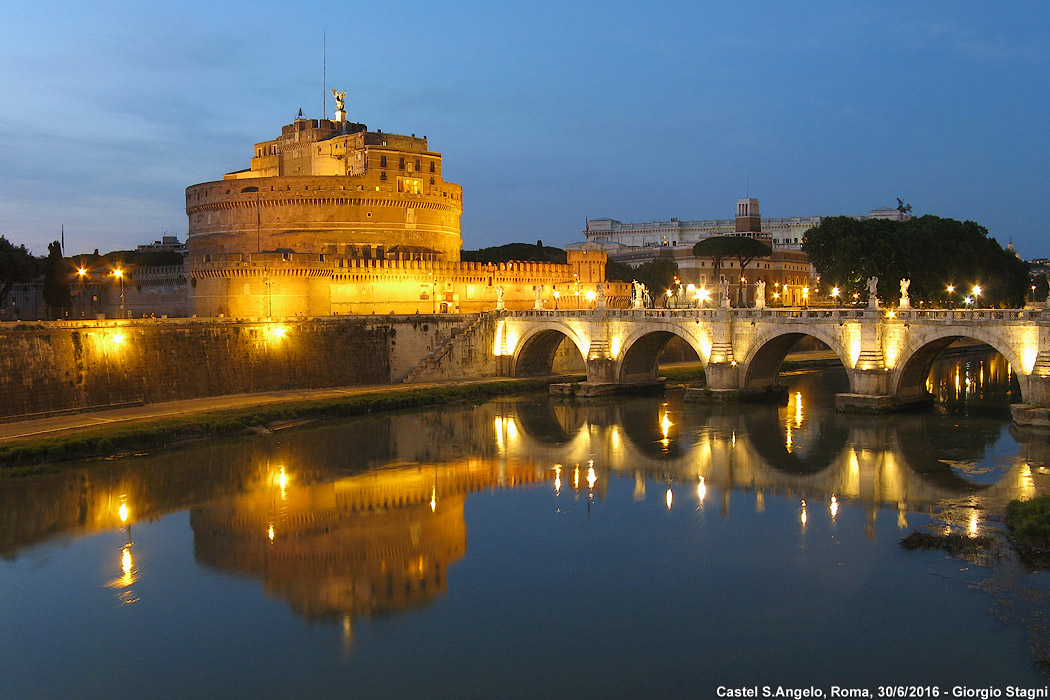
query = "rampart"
xmin=0 ymin=315 xmax=483 ymax=419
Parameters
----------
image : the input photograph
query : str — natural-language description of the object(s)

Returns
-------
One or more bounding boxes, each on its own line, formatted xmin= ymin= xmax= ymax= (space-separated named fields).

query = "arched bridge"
xmin=493 ymin=307 xmax=1050 ymax=422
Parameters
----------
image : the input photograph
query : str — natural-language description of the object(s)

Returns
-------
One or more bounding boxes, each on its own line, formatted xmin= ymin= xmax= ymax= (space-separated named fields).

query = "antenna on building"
xmin=61 ymin=224 xmax=64 ymax=256
xmin=322 ymin=31 xmax=327 ymax=119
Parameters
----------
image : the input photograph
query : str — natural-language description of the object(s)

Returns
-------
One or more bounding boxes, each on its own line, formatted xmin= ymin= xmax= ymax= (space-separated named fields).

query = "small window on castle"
xmin=430 ymin=177 xmax=435 ymax=185
xmin=380 ymin=156 xmax=387 ymax=168
xmin=399 ymin=157 xmax=405 ymax=169
xmin=380 ymin=172 xmax=387 ymax=181
xmin=430 ymin=161 xmax=435 ymax=173
xmin=415 ymin=159 xmax=421 ymax=171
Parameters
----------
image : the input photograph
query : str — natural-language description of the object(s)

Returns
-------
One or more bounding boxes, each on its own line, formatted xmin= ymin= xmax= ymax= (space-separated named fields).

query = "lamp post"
xmin=831 ymin=287 xmax=840 ymax=305
xmin=946 ymin=284 xmax=955 ymax=309
xmin=802 ymin=286 xmax=809 ymax=309
xmin=553 ymin=290 xmax=559 ymax=310
xmin=76 ymin=266 xmax=88 ymax=318
xmin=112 ymin=268 xmax=125 ymax=317
xmin=972 ymin=285 xmax=982 ymax=308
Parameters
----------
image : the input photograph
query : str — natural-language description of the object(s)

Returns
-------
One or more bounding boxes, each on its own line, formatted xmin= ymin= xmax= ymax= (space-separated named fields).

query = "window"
xmin=399 ymin=157 xmax=405 ymax=169
xmin=430 ymin=161 xmax=435 ymax=173
xmin=380 ymin=172 xmax=387 ymax=181
xmin=398 ymin=177 xmax=422 ymax=194
xmin=380 ymin=156 xmax=387 ymax=167
xmin=415 ymin=159 xmax=421 ymax=171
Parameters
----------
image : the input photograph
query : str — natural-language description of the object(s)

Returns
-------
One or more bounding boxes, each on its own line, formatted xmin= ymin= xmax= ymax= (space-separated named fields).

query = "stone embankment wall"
xmin=0 ymin=315 xmax=491 ymax=419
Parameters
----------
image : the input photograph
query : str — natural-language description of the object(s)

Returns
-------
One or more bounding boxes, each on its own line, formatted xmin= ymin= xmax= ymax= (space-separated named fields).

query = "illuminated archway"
xmin=892 ymin=331 xmax=1026 ymax=404
xmin=616 ymin=327 xmax=703 ymax=384
xmin=741 ymin=329 xmax=852 ymax=392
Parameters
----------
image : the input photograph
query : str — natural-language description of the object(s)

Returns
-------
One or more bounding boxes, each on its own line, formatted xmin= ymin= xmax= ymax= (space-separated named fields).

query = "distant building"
xmin=136 ymin=235 xmax=187 ymax=255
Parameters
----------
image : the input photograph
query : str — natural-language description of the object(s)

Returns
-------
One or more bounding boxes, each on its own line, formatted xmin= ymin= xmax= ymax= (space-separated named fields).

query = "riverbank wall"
xmin=0 ymin=315 xmax=493 ymax=419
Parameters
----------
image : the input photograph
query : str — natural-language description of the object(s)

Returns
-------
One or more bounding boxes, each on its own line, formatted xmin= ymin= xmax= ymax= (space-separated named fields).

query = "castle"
xmin=185 ymin=96 xmax=618 ymax=317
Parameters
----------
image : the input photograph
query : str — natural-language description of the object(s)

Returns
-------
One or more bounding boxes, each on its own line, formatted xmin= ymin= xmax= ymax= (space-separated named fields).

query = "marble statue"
xmin=755 ymin=279 xmax=766 ymax=309
xmin=867 ymin=276 xmax=879 ymax=309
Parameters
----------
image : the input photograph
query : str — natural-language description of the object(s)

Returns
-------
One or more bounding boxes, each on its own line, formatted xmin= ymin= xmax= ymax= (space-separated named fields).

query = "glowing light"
xmin=118 ymin=503 xmax=129 ymax=524
xmin=585 ymin=290 xmax=597 ymax=302
xmin=800 ymin=499 xmax=808 ymax=526
xmin=610 ymin=335 xmax=622 ymax=358
xmin=270 ymin=325 xmax=287 ymax=339
xmin=121 ymin=546 xmax=133 ymax=583
xmin=972 ymin=285 xmax=982 ymax=297
xmin=587 ymin=461 xmax=596 ymax=490
xmin=278 ymin=466 xmax=288 ymax=490
xmin=665 ymin=289 xmax=673 ymax=298
xmin=968 ymin=513 xmax=979 ymax=537
xmin=697 ymin=476 xmax=707 ymax=502
xmin=831 ymin=287 xmax=840 ymax=298
xmin=112 ymin=268 xmax=124 ymax=279
xmin=77 ymin=267 xmax=87 ymax=278
xmin=430 ymin=486 xmax=437 ymax=513
xmin=573 ymin=464 xmax=580 ymax=489
xmin=660 ymin=413 xmax=673 ymax=439
xmin=554 ymin=464 xmax=562 ymax=494
xmin=268 ymin=524 xmax=275 ymax=542
xmin=886 ymin=310 xmax=896 ymax=318
xmin=794 ymin=391 xmax=803 ymax=427
xmin=830 ymin=496 xmax=839 ymax=518
xmin=665 ymin=488 xmax=673 ymax=510
xmin=111 ymin=333 xmax=125 ymax=345
xmin=946 ymin=284 xmax=955 ymax=294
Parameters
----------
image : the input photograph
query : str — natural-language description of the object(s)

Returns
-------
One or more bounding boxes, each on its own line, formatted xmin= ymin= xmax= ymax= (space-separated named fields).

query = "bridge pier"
xmin=1011 ymin=373 xmax=1050 ymax=427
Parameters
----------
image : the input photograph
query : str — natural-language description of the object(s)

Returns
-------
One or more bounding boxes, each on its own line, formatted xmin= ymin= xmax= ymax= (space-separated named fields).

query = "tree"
xmin=605 ymin=259 xmax=634 ymax=283
xmin=803 ymin=215 xmax=1029 ymax=307
xmin=43 ymin=240 xmax=72 ymax=316
xmin=693 ymin=236 xmax=772 ymax=304
xmin=0 ymin=236 xmax=38 ymax=310
xmin=632 ymin=257 xmax=678 ymax=306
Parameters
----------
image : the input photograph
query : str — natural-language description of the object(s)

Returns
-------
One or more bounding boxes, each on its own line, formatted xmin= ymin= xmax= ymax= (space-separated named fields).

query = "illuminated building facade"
xmin=186 ymin=101 xmax=621 ymax=317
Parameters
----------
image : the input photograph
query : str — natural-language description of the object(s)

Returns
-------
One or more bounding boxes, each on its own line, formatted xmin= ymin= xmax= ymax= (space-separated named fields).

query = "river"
xmin=2 ymin=350 xmax=1049 ymax=698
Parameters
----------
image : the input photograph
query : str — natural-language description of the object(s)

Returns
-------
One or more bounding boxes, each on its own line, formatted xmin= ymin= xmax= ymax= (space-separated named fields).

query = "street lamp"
xmin=972 ymin=285 xmax=982 ymax=308
xmin=111 ymin=268 xmax=125 ymax=316
xmin=76 ymin=266 xmax=88 ymax=318
xmin=802 ymin=286 xmax=809 ymax=309
xmin=946 ymin=284 xmax=955 ymax=309
xmin=831 ymin=287 xmax=840 ymax=304
xmin=553 ymin=290 xmax=560 ymax=310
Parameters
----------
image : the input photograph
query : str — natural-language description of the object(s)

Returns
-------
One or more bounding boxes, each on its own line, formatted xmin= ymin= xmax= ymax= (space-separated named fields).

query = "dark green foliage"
xmin=43 ymin=241 xmax=72 ymax=314
xmin=803 ymin=215 xmax=1029 ymax=307
xmin=605 ymin=259 xmax=634 ymax=283
xmin=632 ymin=257 xmax=679 ymax=305
xmin=1006 ymin=496 xmax=1050 ymax=555
xmin=693 ymin=236 xmax=772 ymax=282
xmin=0 ymin=236 xmax=39 ymax=307
xmin=461 ymin=243 xmax=567 ymax=264
xmin=1032 ymin=273 xmax=1048 ymax=303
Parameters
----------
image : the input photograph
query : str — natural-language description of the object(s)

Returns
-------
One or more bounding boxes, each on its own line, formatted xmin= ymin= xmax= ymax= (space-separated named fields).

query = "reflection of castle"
xmin=189 ymin=459 xmax=543 ymax=622
xmin=186 ymin=101 xmax=624 ymax=317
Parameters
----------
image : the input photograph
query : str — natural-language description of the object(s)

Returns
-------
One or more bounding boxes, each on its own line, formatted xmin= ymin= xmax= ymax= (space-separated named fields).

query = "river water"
xmin=3 ymin=351 xmax=1050 ymax=698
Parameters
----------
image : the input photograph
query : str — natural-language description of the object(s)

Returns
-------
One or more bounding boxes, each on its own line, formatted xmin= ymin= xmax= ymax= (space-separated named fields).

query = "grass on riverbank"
xmin=1006 ymin=496 xmax=1050 ymax=567
xmin=0 ymin=379 xmax=554 ymax=477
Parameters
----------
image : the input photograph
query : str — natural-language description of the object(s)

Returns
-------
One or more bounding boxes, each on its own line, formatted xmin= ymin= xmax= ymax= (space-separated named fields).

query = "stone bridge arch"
xmin=740 ymin=325 xmax=854 ymax=392
xmin=615 ymin=324 xmax=704 ymax=384
xmin=510 ymin=321 xmax=588 ymax=377
xmin=890 ymin=326 xmax=1029 ymax=404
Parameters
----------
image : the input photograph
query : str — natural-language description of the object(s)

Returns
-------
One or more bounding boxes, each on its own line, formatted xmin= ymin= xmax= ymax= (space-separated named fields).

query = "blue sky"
xmin=2 ymin=1 xmax=1047 ymax=258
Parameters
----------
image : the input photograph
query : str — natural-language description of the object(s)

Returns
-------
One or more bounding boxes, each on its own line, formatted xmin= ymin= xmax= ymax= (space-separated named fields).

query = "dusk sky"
xmin=2 ymin=1 xmax=1047 ymax=258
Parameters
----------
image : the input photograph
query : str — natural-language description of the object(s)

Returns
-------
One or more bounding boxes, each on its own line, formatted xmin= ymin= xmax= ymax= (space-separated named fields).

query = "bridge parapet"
xmin=499 ymin=307 xmax=1050 ymax=424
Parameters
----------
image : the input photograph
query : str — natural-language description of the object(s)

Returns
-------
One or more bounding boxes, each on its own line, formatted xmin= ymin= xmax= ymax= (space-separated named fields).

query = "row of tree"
xmin=802 ymin=215 xmax=1030 ymax=307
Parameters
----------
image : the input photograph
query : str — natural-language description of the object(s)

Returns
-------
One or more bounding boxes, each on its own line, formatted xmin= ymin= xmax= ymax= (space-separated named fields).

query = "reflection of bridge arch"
xmin=512 ymin=321 xmax=587 ymax=377
xmin=741 ymin=404 xmax=849 ymax=475
xmin=741 ymin=328 xmax=851 ymax=392
xmin=617 ymin=325 xmax=702 ymax=383
xmin=892 ymin=330 xmax=1025 ymax=404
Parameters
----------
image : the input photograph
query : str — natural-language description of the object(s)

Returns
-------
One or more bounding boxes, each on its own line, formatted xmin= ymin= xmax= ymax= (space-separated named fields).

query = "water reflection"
xmin=1 ymin=352 xmax=1047 ymax=631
